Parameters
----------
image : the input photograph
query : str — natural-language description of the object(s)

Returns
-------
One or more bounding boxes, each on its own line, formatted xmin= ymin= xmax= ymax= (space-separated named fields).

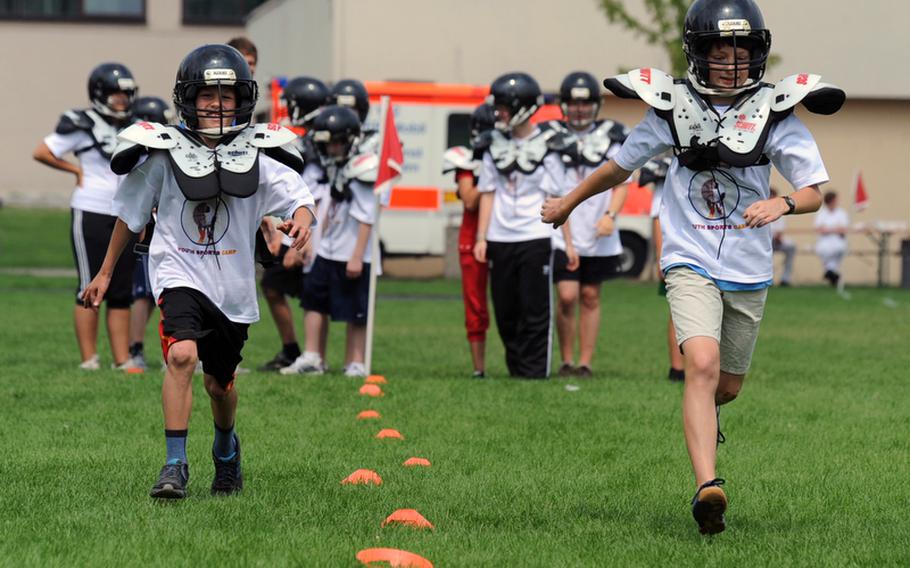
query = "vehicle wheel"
xmin=618 ymin=231 xmax=648 ymax=278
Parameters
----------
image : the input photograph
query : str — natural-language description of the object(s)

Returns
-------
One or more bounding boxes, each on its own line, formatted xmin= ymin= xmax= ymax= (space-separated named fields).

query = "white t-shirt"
xmin=649 ymin=181 xmax=664 ymax=219
xmin=316 ymin=178 xmax=379 ymax=264
xmin=814 ymin=205 xmax=849 ymax=252
xmin=614 ymin=108 xmax=829 ymax=283
xmin=552 ymin=130 xmax=625 ymax=257
xmin=44 ymin=130 xmax=123 ymax=216
xmin=114 ymin=151 xmax=315 ymax=323
xmin=477 ymin=130 xmax=564 ymax=243
xmin=302 ymin=162 xmax=330 ymax=272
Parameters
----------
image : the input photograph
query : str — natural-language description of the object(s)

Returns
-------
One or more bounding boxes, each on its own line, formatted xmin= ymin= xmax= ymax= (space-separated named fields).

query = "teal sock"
xmin=165 ymin=429 xmax=187 ymax=465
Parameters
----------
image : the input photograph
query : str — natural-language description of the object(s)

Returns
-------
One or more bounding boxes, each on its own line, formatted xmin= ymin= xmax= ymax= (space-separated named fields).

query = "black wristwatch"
xmin=783 ymin=196 xmax=796 ymax=215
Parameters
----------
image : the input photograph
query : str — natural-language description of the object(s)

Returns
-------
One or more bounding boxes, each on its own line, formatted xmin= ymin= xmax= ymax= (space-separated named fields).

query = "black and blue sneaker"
xmin=691 ymin=478 xmax=727 ymax=535
xmin=150 ymin=462 xmax=189 ymax=500
xmin=211 ymin=435 xmax=243 ymax=496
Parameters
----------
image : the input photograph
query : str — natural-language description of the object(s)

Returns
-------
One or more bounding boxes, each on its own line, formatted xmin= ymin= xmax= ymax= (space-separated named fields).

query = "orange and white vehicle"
xmin=270 ymin=80 xmax=654 ymax=276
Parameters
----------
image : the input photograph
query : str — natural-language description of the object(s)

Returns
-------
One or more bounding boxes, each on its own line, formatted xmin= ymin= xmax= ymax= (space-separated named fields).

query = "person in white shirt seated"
xmin=814 ymin=191 xmax=849 ymax=286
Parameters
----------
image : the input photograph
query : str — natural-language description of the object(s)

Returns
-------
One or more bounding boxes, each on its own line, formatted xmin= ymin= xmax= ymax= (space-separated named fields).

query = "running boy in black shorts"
xmin=82 ymin=44 xmax=315 ymax=499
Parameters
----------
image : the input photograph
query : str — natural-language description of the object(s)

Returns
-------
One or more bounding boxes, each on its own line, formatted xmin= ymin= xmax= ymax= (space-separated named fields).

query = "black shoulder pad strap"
xmin=803 ymin=86 xmax=846 ymax=115
xmin=263 ymin=145 xmax=305 ymax=174
xmin=472 ymin=130 xmax=493 ymax=153
xmin=607 ymin=121 xmax=628 ymax=143
xmin=55 ymin=110 xmax=92 ymax=135
xmin=110 ymin=144 xmax=148 ymax=175
xmin=602 ymin=78 xmax=639 ymax=100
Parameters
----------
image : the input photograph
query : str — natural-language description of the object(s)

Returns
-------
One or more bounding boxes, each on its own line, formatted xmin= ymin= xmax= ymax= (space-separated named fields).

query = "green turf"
xmin=0 ymin=268 xmax=908 ymax=566
xmin=0 ymin=208 xmax=73 ymax=268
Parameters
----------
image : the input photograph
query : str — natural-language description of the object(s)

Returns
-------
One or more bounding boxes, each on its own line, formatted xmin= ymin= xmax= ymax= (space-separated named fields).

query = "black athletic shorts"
xmin=158 ymin=287 xmax=249 ymax=388
xmin=552 ymin=249 xmax=621 ymax=285
xmin=71 ymin=208 xmax=136 ymax=308
xmin=260 ymin=245 xmax=304 ymax=298
xmin=301 ymin=256 xmax=370 ymax=324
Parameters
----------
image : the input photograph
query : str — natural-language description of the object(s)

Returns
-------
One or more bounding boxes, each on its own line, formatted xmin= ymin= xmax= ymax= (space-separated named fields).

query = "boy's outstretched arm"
xmin=81 ymin=218 xmax=139 ymax=310
xmin=541 ymin=160 xmax=633 ymax=228
xmin=743 ymin=184 xmax=823 ymax=228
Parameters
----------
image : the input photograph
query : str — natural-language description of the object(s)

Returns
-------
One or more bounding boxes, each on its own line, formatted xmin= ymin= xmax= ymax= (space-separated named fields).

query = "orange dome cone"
xmin=376 ymin=429 xmax=403 ymax=440
xmin=381 ymin=509 xmax=434 ymax=530
xmin=359 ymin=384 xmax=383 ymax=397
xmin=365 ymin=374 xmax=387 ymax=385
xmin=403 ymin=457 xmax=431 ymax=468
xmin=357 ymin=410 xmax=381 ymax=420
xmin=356 ymin=548 xmax=433 ymax=567
xmin=341 ymin=469 xmax=383 ymax=486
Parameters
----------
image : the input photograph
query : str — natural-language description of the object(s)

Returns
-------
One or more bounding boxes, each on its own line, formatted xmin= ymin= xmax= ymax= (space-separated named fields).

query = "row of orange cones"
xmin=347 ymin=375 xmax=435 ymax=567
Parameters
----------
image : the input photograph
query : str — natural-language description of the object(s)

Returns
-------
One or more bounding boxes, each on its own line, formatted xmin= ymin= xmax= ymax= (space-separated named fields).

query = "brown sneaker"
xmin=574 ymin=365 xmax=593 ymax=378
xmin=557 ymin=363 xmax=575 ymax=377
xmin=691 ymin=478 xmax=727 ymax=535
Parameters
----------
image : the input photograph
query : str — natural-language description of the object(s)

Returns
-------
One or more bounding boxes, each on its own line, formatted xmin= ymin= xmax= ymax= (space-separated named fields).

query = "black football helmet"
xmin=133 ymin=96 xmax=172 ymax=124
xmin=283 ymin=76 xmax=330 ymax=128
xmin=682 ymin=0 xmax=772 ymax=96
xmin=172 ymin=44 xmax=258 ymax=137
xmin=311 ymin=105 xmax=361 ymax=164
xmin=488 ymin=72 xmax=542 ymax=130
xmin=329 ymin=79 xmax=370 ymax=122
xmin=559 ymin=71 xmax=601 ymax=129
xmin=470 ymin=103 xmax=495 ymax=140
xmin=88 ymin=63 xmax=137 ymax=120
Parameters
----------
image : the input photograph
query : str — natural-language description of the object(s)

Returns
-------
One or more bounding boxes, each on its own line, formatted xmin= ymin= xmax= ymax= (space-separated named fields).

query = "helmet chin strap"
xmin=196 ymin=123 xmax=248 ymax=138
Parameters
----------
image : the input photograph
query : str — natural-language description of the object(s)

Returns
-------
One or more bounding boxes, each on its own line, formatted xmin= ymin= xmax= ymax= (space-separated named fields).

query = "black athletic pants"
xmin=487 ymin=238 xmax=552 ymax=378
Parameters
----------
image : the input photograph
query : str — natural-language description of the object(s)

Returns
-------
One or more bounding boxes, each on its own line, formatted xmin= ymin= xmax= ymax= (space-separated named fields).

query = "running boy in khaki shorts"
xmin=542 ymin=0 xmax=844 ymax=535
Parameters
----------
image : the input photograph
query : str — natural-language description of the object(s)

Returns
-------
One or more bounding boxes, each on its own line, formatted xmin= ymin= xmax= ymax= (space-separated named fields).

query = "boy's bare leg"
xmin=668 ymin=317 xmax=684 ymax=371
xmin=129 ymin=298 xmax=153 ymax=345
xmin=555 ymin=280 xmax=579 ymax=366
xmin=345 ymin=323 xmax=367 ymax=364
xmin=106 ymin=307 xmax=131 ymax=365
xmin=304 ymin=310 xmax=327 ymax=355
xmin=264 ymin=286 xmax=297 ymax=345
xmin=318 ymin=316 xmax=329 ymax=363
xmin=469 ymin=339 xmax=486 ymax=373
xmin=578 ymin=284 xmax=601 ymax=367
xmin=205 ymin=374 xmax=238 ymax=431
xmin=681 ymin=336 xmax=721 ymax=486
xmin=162 ymin=340 xmax=197 ymax=429
xmin=74 ymin=305 xmax=98 ymax=362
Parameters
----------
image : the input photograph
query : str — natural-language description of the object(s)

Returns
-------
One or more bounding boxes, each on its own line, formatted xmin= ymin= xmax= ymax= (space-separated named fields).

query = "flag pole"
xmin=365 ymin=96 xmax=390 ymax=375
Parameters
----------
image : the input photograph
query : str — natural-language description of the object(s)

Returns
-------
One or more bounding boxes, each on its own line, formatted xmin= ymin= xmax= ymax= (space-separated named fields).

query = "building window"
xmin=182 ymin=0 xmax=267 ymax=25
xmin=0 ymin=0 xmax=145 ymax=22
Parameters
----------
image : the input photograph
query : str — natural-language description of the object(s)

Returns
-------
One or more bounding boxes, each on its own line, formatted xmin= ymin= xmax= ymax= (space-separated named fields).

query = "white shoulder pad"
xmin=250 ymin=123 xmax=298 ymax=148
xmin=442 ymin=146 xmax=477 ymax=174
xmin=344 ymin=152 xmax=379 ymax=183
xmin=117 ymin=122 xmax=177 ymax=149
xmin=625 ymin=68 xmax=675 ymax=111
xmin=770 ymin=73 xmax=822 ymax=112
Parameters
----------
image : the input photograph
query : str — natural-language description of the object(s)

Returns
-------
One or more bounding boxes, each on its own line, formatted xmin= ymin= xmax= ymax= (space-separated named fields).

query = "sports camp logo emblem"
xmin=686 ymin=170 xmax=761 ymax=222
xmin=180 ymin=197 xmax=230 ymax=246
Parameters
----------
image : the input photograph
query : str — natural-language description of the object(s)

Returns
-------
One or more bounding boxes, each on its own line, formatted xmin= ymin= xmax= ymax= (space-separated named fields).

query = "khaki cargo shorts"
xmin=664 ymin=266 xmax=768 ymax=375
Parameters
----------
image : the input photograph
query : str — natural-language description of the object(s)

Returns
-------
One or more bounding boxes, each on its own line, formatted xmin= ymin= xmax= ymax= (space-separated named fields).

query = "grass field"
xmin=1 ymin=207 xmax=909 ymax=566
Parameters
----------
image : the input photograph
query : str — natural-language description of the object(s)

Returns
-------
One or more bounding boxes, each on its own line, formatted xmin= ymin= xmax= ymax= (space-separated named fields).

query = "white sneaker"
xmin=280 ymin=352 xmax=324 ymax=375
xmin=343 ymin=361 xmax=366 ymax=378
xmin=79 ymin=354 xmax=100 ymax=371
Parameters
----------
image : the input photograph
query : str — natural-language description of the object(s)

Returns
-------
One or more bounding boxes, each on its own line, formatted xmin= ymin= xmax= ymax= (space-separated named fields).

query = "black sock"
xmin=283 ymin=342 xmax=301 ymax=359
xmin=130 ymin=342 xmax=144 ymax=357
xmin=668 ymin=368 xmax=685 ymax=381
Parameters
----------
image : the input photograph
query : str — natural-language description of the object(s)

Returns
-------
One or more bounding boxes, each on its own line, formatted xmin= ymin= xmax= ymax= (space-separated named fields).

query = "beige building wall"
xmin=0 ymin=0 xmax=243 ymax=206
xmin=2 ymin=0 xmax=909 ymax=284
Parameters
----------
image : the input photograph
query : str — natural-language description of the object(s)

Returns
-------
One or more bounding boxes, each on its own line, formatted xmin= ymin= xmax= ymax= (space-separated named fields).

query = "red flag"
xmin=374 ymin=101 xmax=403 ymax=198
xmin=854 ymin=171 xmax=869 ymax=212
